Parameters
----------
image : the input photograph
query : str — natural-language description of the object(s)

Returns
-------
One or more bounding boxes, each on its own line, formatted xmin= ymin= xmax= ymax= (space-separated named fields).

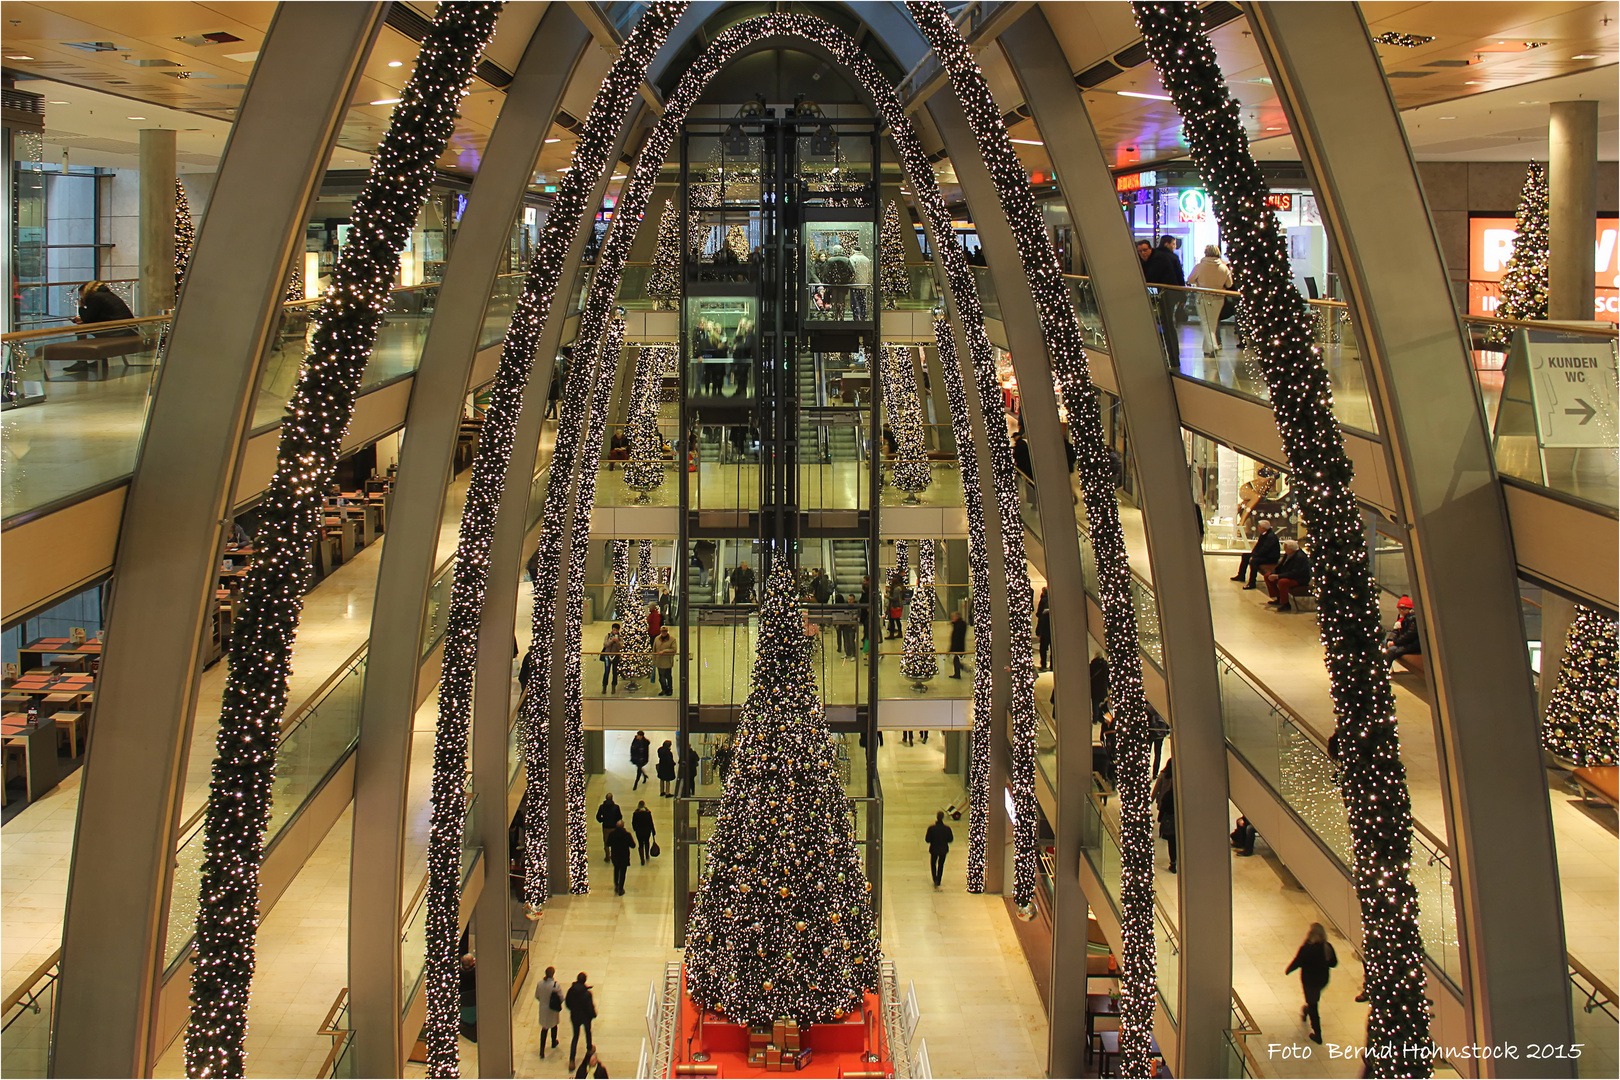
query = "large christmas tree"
xmin=880 ymin=344 xmax=932 ymax=498
xmin=1492 ymin=161 xmax=1549 ymax=343
xmin=612 ymin=539 xmax=653 ymax=686
xmin=900 ymin=539 xmax=939 ymax=685
xmin=1543 ymin=605 xmax=1618 ymax=767
xmin=624 ymin=344 xmax=669 ymax=498
xmin=684 ymin=561 xmax=882 ymax=1028
xmin=880 ymin=201 xmax=909 ymax=309
xmin=174 ymin=178 xmax=194 ymax=293
xmin=646 ymin=199 xmax=682 ymax=310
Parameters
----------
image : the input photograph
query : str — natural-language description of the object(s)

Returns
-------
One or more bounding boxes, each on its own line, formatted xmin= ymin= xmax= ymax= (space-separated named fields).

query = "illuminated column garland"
xmin=426 ymin=7 xmax=681 ymax=1075
xmin=174 ymin=178 xmax=195 ymax=292
xmin=880 ymin=344 xmax=932 ymax=497
xmin=1491 ymin=161 xmax=1549 ymax=343
xmin=183 ymin=7 xmax=502 ymax=1078
xmin=881 ymin=200 xmax=909 ymax=308
xmin=901 ymin=539 xmax=939 ymax=684
xmin=623 ymin=344 xmax=669 ymax=498
xmin=931 ymin=320 xmax=996 ymax=890
xmin=563 ymin=319 xmax=626 ymax=892
xmin=684 ymin=563 xmax=883 ymax=1027
xmin=1542 ymin=605 xmax=1619 ymax=767
xmin=906 ymin=4 xmax=1158 ymax=1068
xmin=613 ymin=539 xmax=653 ymax=686
xmin=1132 ymin=3 xmax=1433 ymax=1070
xmin=646 ymin=199 xmax=682 ymax=310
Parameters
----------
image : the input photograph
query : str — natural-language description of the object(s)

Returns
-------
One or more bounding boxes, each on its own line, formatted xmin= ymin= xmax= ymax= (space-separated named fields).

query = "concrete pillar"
xmin=1548 ymin=101 xmax=1599 ymax=322
xmin=138 ymin=129 xmax=177 ymax=315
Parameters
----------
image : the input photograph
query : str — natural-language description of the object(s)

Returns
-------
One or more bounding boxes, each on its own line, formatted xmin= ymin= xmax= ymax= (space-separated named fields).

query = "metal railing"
xmin=315 ymin=987 xmax=354 ymax=1079
xmin=650 ymin=961 xmax=681 ymax=1080
xmin=1 ymin=953 xmax=60 ymax=1076
xmin=878 ymin=960 xmax=915 ymax=1079
xmin=1568 ymin=952 xmax=1619 ymax=1023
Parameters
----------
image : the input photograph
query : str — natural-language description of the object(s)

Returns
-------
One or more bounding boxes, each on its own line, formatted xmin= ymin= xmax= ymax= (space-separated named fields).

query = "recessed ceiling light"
xmin=127 ymin=115 xmax=148 ymax=120
xmin=5 ymin=54 xmax=35 ymax=60
xmin=1438 ymin=115 xmax=1457 ymax=120
xmin=544 ymin=137 xmax=561 ymax=143
xmin=370 ymin=97 xmax=402 ymax=105
xmin=1263 ymin=126 xmax=1282 ymax=131
xmin=1519 ymin=100 xmax=1541 ymax=105
xmin=1465 ymin=80 xmax=1483 ymax=85
xmin=1572 ymin=54 xmax=1598 ymax=60
xmin=48 ymin=100 xmax=70 ymax=104
xmin=388 ymin=60 xmax=404 ymax=67
xmin=1117 ymin=90 xmax=1174 ymax=101
xmin=1010 ymin=138 xmax=1043 ymax=145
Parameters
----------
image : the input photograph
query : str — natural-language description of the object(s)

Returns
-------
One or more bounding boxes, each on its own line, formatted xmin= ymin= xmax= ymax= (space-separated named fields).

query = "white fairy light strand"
xmin=901 ymin=539 xmax=940 ymax=682
xmin=185 ymin=7 xmax=501 ymax=1077
xmin=881 ymin=344 xmax=932 ymax=495
xmin=623 ymin=344 xmax=668 ymax=497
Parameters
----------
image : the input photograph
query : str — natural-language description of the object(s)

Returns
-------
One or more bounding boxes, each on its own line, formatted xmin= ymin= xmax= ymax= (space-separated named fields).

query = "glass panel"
xmin=803 ymin=222 xmax=875 ymax=324
xmin=0 ymin=965 xmax=57 ymax=1078
xmin=686 ymin=295 xmax=757 ymax=407
xmin=421 ymin=560 xmax=456 ymax=658
xmin=1185 ymin=432 xmax=1305 ymax=554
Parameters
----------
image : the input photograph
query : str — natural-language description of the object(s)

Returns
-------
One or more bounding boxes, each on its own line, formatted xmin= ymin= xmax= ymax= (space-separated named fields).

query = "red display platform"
xmin=669 ymin=970 xmax=893 ymax=1078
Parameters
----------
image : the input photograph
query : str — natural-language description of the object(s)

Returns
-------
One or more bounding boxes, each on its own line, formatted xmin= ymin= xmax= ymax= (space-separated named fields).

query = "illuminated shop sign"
xmin=1265 ymin=193 xmax=1293 ymax=211
xmin=1115 ymin=170 xmax=1157 ymax=192
xmin=1468 ymin=216 xmax=1618 ymax=323
xmin=1178 ymin=188 xmax=1210 ymax=222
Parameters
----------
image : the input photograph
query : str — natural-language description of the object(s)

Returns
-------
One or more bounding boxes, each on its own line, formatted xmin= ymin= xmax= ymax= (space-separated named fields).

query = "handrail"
xmin=1229 ymin=989 xmax=1260 ymax=1037
xmin=315 ymin=987 xmax=352 ymax=1079
xmin=1 ymin=314 xmax=169 ymax=342
xmin=1087 ymin=787 xmax=1181 ymax=944
xmin=282 ymin=640 xmax=369 ymax=736
xmin=317 ymin=986 xmax=350 ymax=1036
xmin=1 ymin=951 xmax=60 ymax=1014
xmin=1567 ymin=952 xmax=1619 ymax=1020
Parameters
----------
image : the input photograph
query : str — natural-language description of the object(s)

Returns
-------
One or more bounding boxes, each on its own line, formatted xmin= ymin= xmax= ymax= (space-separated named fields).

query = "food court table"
xmin=16 ymin=638 xmax=101 ymax=673
xmin=3 ymin=714 xmax=60 ymax=802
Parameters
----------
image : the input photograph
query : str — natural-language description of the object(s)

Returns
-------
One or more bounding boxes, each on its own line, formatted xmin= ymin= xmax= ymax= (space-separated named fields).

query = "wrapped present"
xmin=772 ymin=1020 xmax=787 ymax=1046
xmin=766 ymin=1046 xmax=782 ymax=1070
xmin=793 ymin=1049 xmax=813 ymax=1071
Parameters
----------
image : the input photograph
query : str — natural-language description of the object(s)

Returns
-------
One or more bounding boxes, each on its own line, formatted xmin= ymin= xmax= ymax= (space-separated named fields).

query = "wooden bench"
xmin=1572 ymin=766 xmax=1618 ymax=810
xmin=39 ymin=333 xmax=147 ymax=379
xmin=1395 ymin=653 xmax=1426 ymax=677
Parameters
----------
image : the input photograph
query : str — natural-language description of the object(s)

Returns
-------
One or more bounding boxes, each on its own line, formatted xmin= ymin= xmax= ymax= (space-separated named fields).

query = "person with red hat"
xmin=1383 ymin=595 xmax=1423 ymax=668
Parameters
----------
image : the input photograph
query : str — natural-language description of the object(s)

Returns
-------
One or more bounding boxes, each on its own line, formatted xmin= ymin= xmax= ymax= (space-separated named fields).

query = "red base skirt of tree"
xmin=670 ymin=969 xmax=895 ymax=1078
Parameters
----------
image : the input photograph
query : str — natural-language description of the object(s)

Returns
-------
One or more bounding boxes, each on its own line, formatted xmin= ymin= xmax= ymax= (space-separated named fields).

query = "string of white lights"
xmin=1133 ymin=3 xmax=1432 ymax=1070
xmin=623 ymin=344 xmax=668 ymax=498
xmin=880 ymin=344 xmax=932 ymax=496
xmin=184 ymin=7 xmax=502 ymax=1076
xmin=880 ymin=201 xmax=909 ymax=308
xmin=900 ymin=539 xmax=939 ymax=683
xmin=423 ymin=7 xmax=681 ymax=1074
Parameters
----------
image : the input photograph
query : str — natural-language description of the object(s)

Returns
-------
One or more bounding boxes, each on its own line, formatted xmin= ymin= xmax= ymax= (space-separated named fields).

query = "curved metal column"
xmin=999 ymin=12 xmax=1230 ymax=1076
xmin=52 ymin=7 xmax=386 ymax=1076
xmin=1248 ymin=5 xmax=1573 ymax=1070
xmin=347 ymin=9 xmax=594 ymax=1075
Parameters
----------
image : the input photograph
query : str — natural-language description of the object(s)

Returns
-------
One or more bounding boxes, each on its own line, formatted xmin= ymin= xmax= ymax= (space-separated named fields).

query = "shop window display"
xmin=804 ymin=221 xmax=875 ymax=323
xmin=1186 ymin=431 xmax=1301 ymax=550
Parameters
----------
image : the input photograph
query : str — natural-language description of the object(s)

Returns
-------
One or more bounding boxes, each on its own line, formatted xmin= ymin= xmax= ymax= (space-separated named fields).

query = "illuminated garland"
xmin=901 ymin=539 xmax=939 ymax=683
xmin=613 ymin=539 xmax=653 ymax=685
xmin=1133 ymin=3 xmax=1433 ymax=1070
xmin=565 ymin=319 xmax=626 ymax=892
xmin=880 ymin=344 xmax=932 ymax=497
xmin=1542 ymin=605 xmax=1618 ymax=767
xmin=881 ymin=201 xmax=909 ymax=308
xmin=646 ymin=199 xmax=682 ymax=310
xmin=623 ymin=344 xmax=669 ymax=497
xmin=931 ymin=320 xmax=996 ymax=889
xmin=174 ymin=178 xmax=194 ymax=292
xmin=183 ymin=6 xmax=502 ymax=1077
xmin=426 ymin=7 xmax=681 ymax=1074
xmin=906 ymin=5 xmax=1100 ymax=947
xmin=1491 ymin=161 xmax=1549 ymax=344
xmin=685 ymin=562 xmax=883 ymax=1027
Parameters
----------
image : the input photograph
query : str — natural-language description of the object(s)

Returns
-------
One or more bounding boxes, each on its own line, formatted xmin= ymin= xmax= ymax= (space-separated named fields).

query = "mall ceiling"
xmin=2 ymin=1 xmax=1615 ymax=180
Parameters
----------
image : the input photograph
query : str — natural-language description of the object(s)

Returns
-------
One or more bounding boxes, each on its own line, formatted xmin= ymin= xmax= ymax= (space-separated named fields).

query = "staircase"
xmin=829 ymin=538 xmax=869 ymax=602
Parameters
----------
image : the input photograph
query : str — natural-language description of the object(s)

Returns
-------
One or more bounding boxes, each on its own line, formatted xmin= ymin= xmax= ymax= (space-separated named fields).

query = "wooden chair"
xmin=53 ymin=711 xmax=86 ymax=758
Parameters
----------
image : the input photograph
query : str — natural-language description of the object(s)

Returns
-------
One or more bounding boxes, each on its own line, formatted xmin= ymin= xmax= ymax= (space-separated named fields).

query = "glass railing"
xmin=421 ymin=558 xmax=458 ymax=659
xmin=1081 ymin=783 xmax=1178 ymax=1021
xmin=400 ymin=794 xmax=480 ymax=1010
xmin=163 ymin=649 xmax=367 ymax=970
xmin=876 ymin=422 xmax=965 ymax=508
xmin=1 ymin=955 xmax=59 ymax=1077
xmin=970 ymin=265 xmax=1001 ymax=323
xmin=1 ymin=273 xmax=523 ymax=525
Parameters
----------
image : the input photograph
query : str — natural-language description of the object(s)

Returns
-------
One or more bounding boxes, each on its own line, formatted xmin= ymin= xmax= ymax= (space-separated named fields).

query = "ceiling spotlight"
xmin=370 ymin=97 xmax=402 ymax=106
xmin=388 ymin=60 xmax=404 ymax=67
xmin=48 ymin=100 xmax=69 ymax=104
xmin=1438 ymin=115 xmax=1457 ymax=120
xmin=5 ymin=54 xmax=35 ymax=60
xmin=1117 ymin=90 xmax=1174 ymax=101
xmin=1010 ymin=138 xmax=1044 ymax=145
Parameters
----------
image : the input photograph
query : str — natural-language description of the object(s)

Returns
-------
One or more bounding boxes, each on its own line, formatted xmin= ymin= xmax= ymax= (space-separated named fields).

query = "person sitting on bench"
xmin=1383 ymin=595 xmax=1422 ymax=668
xmin=1230 ymin=815 xmax=1257 ymax=856
xmin=62 ymin=281 xmax=138 ymax=373
xmin=1231 ymin=518 xmax=1280 ymax=589
xmin=1264 ymin=539 xmax=1311 ymax=612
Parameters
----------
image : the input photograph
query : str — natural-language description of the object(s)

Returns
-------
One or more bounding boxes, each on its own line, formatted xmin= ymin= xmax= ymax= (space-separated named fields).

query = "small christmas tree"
xmin=880 ymin=201 xmax=909 ymax=309
xmin=1492 ymin=161 xmax=1549 ymax=343
xmin=174 ymin=178 xmax=195 ymax=292
xmin=1543 ymin=605 xmax=1618 ymax=767
xmin=880 ymin=344 xmax=932 ymax=499
xmin=284 ymin=261 xmax=305 ymax=305
xmin=612 ymin=540 xmax=652 ymax=686
xmin=900 ymin=539 xmax=939 ymax=686
xmin=624 ymin=345 xmax=669 ymax=498
xmin=685 ymin=561 xmax=882 ymax=1028
xmin=726 ymin=223 xmax=751 ymax=261
xmin=646 ymin=199 xmax=682 ymax=310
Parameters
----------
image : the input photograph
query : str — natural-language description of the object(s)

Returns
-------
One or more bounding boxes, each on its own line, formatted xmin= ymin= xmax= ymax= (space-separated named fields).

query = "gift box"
xmin=766 ymin=1046 xmax=782 ymax=1070
xmin=793 ymin=1049 xmax=813 ymax=1071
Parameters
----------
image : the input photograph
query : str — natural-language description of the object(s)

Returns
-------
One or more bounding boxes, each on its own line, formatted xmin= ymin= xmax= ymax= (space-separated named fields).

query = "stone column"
xmin=1548 ymin=101 xmax=1599 ymax=322
xmin=138 ymin=129 xmax=177 ymax=315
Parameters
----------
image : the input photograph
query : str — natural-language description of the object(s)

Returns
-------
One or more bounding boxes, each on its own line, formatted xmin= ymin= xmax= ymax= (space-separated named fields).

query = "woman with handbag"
xmin=1187 ymin=245 xmax=1233 ymax=357
xmin=534 ymin=966 xmax=563 ymax=1058
xmin=631 ymin=800 xmax=657 ymax=865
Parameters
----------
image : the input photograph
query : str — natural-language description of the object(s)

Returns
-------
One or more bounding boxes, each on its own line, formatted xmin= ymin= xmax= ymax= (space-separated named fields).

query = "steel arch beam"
xmin=53 ymin=6 xmax=386 ymax=1076
xmin=999 ymin=10 xmax=1231 ymax=1076
xmin=346 ymin=7 xmax=595 ymax=1075
xmin=1248 ymin=4 xmax=1573 ymax=1072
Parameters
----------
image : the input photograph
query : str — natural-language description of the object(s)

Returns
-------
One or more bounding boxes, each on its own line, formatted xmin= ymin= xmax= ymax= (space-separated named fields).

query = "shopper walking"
xmin=678 ymin=742 xmax=700 ymax=797
xmin=1285 ymin=923 xmax=1338 ymax=1045
xmin=632 ymin=800 xmax=656 ymax=865
xmin=948 ymin=611 xmax=969 ymax=678
xmin=925 ymin=811 xmax=954 ymax=888
xmin=729 ymin=561 xmax=756 ymax=603
xmin=1187 ymin=244 xmax=1233 ymax=356
xmin=594 ymin=793 xmax=623 ymax=862
xmin=1153 ymin=760 xmax=1177 ymax=874
xmin=565 ymin=973 xmax=597 ymax=1070
xmin=654 ymin=629 xmax=677 ymax=695
xmin=629 ymin=731 xmax=651 ymax=790
xmin=607 ymin=820 xmax=635 ymax=894
xmin=1035 ymin=603 xmax=1052 ymax=672
xmin=534 ymin=966 xmax=563 ymax=1058
xmin=656 ymin=739 xmax=676 ymax=797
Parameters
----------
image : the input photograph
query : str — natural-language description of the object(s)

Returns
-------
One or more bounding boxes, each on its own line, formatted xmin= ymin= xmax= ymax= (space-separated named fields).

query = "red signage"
xmin=1265 ymin=193 xmax=1293 ymax=211
xmin=1116 ymin=173 xmax=1145 ymax=193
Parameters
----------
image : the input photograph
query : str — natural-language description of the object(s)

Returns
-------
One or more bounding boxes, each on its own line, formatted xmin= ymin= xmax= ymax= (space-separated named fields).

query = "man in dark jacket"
xmin=1141 ymin=236 xmax=1186 ymax=364
xmin=565 ymin=973 xmax=597 ymax=1069
xmin=594 ymin=794 xmax=623 ymax=863
xmin=810 ymin=567 xmax=834 ymax=604
xmin=729 ymin=561 xmax=756 ymax=603
xmin=947 ymin=612 xmax=969 ymax=678
xmin=64 ymin=281 xmax=138 ymax=372
xmin=1089 ymin=653 xmax=1110 ymax=726
xmin=1011 ymin=432 xmax=1033 ymax=482
xmin=1153 ymin=761 xmax=1177 ymax=874
xmin=1265 ymin=540 xmax=1312 ymax=612
xmin=1231 ymin=519 xmax=1281 ymax=589
xmin=1383 ymin=595 xmax=1422 ymax=667
xmin=631 ymin=800 xmax=656 ymax=865
xmin=925 ymin=811 xmax=954 ymax=888
xmin=606 ymin=821 xmax=635 ymax=895
xmin=629 ymin=731 xmax=651 ymax=790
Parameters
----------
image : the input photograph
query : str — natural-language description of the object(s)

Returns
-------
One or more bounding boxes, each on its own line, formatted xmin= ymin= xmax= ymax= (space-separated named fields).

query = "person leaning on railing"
xmin=1187 ymin=245 xmax=1233 ymax=357
xmin=63 ymin=281 xmax=138 ymax=373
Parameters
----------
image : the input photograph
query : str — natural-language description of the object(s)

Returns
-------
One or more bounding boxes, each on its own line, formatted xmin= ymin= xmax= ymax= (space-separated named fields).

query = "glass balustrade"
xmin=969 ymin=265 xmax=1001 ymax=323
xmin=164 ymin=652 xmax=367 ymax=970
xmin=1080 ymin=786 xmax=1178 ymax=1020
xmin=421 ymin=559 xmax=457 ymax=658
xmin=2 ymin=959 xmax=58 ymax=1078
xmin=401 ymin=795 xmax=479 ymax=1009
xmin=1 ymin=273 xmax=523 ymax=524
